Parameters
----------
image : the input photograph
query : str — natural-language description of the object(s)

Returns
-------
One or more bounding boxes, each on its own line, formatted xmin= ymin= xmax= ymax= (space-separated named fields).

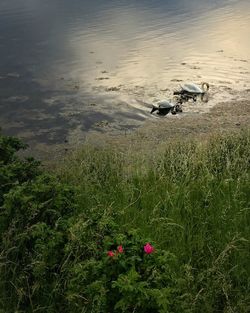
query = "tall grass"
xmin=1 ymin=130 xmax=249 ymax=312
xmin=59 ymin=131 xmax=250 ymax=247
xmin=57 ymin=130 xmax=250 ymax=311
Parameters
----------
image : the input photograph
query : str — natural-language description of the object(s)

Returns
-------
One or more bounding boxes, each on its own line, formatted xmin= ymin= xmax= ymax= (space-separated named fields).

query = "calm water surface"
xmin=0 ymin=0 xmax=250 ymax=151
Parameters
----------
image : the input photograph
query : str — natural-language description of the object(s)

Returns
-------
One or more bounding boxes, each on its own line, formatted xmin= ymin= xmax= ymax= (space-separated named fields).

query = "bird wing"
xmin=181 ymin=83 xmax=202 ymax=93
xmin=157 ymin=100 xmax=174 ymax=108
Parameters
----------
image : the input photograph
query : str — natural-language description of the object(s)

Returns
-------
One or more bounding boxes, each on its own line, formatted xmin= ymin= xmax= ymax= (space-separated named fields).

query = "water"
xmin=0 ymin=0 xmax=250 ymax=150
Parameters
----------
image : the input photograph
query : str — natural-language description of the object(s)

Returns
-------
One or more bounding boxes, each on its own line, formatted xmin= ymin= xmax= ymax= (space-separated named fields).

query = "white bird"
xmin=173 ymin=82 xmax=209 ymax=102
xmin=180 ymin=82 xmax=209 ymax=94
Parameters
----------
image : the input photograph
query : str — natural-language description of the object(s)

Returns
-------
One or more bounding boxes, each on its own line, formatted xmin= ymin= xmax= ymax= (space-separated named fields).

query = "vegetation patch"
xmin=0 ymin=130 xmax=249 ymax=312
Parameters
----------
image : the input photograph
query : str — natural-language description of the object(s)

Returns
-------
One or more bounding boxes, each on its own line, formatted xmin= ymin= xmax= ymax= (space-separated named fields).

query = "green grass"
xmin=1 ymin=129 xmax=249 ymax=312
xmin=57 ymin=130 xmax=250 ymax=311
xmin=59 ymin=131 xmax=250 ymax=249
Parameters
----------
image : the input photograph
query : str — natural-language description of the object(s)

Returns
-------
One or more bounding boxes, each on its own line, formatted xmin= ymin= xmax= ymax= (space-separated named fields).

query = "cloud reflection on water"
xmin=67 ymin=0 xmax=250 ymax=90
xmin=0 ymin=0 xmax=250 ymax=149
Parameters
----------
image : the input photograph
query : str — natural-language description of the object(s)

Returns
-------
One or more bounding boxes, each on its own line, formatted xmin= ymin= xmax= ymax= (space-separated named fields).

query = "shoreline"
xmin=84 ymin=98 xmax=250 ymax=152
xmin=17 ymin=98 xmax=250 ymax=162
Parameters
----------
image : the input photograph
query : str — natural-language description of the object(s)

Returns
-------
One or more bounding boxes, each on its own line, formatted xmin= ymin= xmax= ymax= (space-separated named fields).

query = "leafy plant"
xmin=0 ymin=130 xmax=249 ymax=313
xmin=0 ymin=134 xmax=41 ymax=208
xmin=66 ymin=224 xmax=188 ymax=313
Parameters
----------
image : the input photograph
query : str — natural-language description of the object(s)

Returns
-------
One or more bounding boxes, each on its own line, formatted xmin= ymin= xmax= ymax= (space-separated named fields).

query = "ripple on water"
xmin=0 ymin=0 xmax=250 ymax=146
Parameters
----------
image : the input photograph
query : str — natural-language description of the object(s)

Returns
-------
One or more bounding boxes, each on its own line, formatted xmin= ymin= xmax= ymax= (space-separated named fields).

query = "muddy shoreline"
xmin=137 ymin=99 xmax=250 ymax=141
xmin=85 ymin=99 xmax=250 ymax=157
xmin=17 ymin=98 xmax=249 ymax=162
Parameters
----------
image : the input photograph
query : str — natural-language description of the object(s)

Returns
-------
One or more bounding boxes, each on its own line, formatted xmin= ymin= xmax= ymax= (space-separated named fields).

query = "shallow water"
xmin=0 ymin=0 xmax=250 ymax=150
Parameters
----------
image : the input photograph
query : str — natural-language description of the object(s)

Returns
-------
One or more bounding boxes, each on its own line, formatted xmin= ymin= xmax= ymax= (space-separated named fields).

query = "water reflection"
xmin=0 ymin=0 xmax=249 ymax=151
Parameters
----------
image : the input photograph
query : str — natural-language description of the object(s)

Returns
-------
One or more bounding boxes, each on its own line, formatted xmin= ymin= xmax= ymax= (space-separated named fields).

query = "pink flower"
xmin=144 ymin=243 xmax=154 ymax=254
xmin=107 ymin=251 xmax=115 ymax=257
xmin=117 ymin=245 xmax=124 ymax=253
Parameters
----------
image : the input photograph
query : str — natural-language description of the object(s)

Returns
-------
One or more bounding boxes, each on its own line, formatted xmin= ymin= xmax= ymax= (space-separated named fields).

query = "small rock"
xmin=189 ymin=66 xmax=201 ymax=70
xmin=95 ymin=77 xmax=109 ymax=80
xmin=106 ymin=86 xmax=120 ymax=91
xmin=96 ymin=77 xmax=109 ymax=80
xmin=95 ymin=120 xmax=110 ymax=127
xmin=171 ymin=79 xmax=183 ymax=82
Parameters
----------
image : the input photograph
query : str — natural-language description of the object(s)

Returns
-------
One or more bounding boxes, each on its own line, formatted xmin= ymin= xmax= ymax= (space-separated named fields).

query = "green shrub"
xmin=65 ymin=215 xmax=189 ymax=313
xmin=0 ymin=132 xmax=77 ymax=312
xmin=0 ymin=134 xmax=41 ymax=208
xmin=0 ymin=173 xmax=77 ymax=312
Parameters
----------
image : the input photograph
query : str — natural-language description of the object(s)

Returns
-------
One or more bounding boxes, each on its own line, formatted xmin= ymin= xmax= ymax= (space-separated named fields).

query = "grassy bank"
xmin=0 ymin=130 xmax=249 ymax=312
